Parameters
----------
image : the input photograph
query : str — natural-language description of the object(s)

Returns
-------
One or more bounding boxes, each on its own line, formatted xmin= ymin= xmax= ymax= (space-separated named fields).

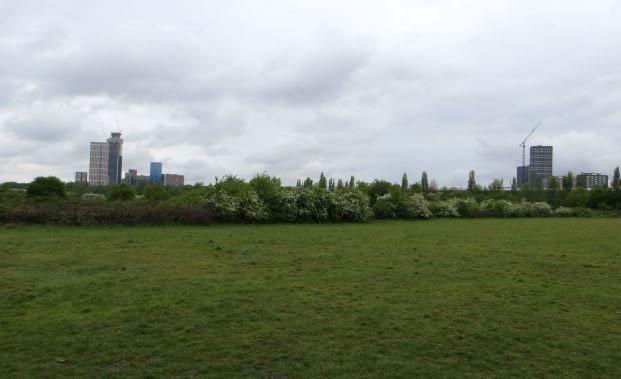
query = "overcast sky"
xmin=1 ymin=0 xmax=620 ymax=186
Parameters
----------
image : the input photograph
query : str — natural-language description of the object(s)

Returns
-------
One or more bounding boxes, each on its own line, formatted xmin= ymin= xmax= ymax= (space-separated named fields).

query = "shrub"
xmin=81 ymin=193 xmax=106 ymax=201
xmin=553 ymin=206 xmax=575 ymax=217
xmin=373 ymin=194 xmax=396 ymax=219
xmin=530 ymin=202 xmax=552 ymax=217
xmin=143 ymin=185 xmax=170 ymax=204
xmin=26 ymin=177 xmax=66 ymax=199
xmin=402 ymin=193 xmax=432 ymax=219
xmin=455 ymin=198 xmax=479 ymax=218
xmin=429 ymin=199 xmax=460 ymax=217
xmin=204 ymin=191 xmax=239 ymax=222
xmin=237 ymin=190 xmax=269 ymax=222
xmin=333 ymin=191 xmax=372 ymax=222
xmin=107 ymin=184 xmax=136 ymax=201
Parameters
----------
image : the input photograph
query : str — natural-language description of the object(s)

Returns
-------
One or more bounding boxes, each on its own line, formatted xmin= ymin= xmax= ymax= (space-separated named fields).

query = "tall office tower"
xmin=150 ymin=162 xmax=162 ymax=184
xmin=529 ymin=145 xmax=553 ymax=184
xmin=89 ymin=142 xmax=109 ymax=186
xmin=75 ymin=171 xmax=88 ymax=183
xmin=107 ymin=132 xmax=123 ymax=185
xmin=516 ymin=166 xmax=529 ymax=187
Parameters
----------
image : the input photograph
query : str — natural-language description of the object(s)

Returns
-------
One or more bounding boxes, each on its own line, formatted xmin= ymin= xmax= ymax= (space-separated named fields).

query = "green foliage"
xmin=107 ymin=184 xmax=136 ymax=201
xmin=467 ymin=170 xmax=477 ymax=192
xmin=564 ymin=188 xmax=589 ymax=207
xmin=367 ymin=180 xmax=394 ymax=205
xmin=455 ymin=197 xmax=480 ymax=218
xmin=575 ymin=174 xmax=587 ymax=189
xmin=143 ymin=185 xmax=170 ymax=204
xmin=318 ymin=172 xmax=327 ymax=190
xmin=562 ymin=171 xmax=574 ymax=191
xmin=401 ymin=173 xmax=408 ymax=191
xmin=26 ymin=176 xmax=66 ymax=199
xmin=402 ymin=193 xmax=432 ymax=219
xmin=612 ymin=167 xmax=620 ymax=190
xmin=372 ymin=194 xmax=395 ymax=219
xmin=421 ymin=172 xmax=429 ymax=193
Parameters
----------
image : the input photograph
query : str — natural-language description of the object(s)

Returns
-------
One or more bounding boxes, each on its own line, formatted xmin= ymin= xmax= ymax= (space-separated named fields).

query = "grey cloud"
xmin=1 ymin=0 xmax=620 ymax=185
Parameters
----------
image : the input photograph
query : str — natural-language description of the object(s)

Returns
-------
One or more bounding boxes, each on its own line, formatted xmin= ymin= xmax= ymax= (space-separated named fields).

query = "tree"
xmin=421 ymin=172 xmax=429 ymax=192
xmin=296 ymin=179 xmax=302 ymax=188
xmin=318 ymin=172 xmax=327 ymax=190
xmin=562 ymin=171 xmax=574 ymax=191
xmin=547 ymin=176 xmax=560 ymax=192
xmin=26 ymin=176 xmax=66 ymax=199
xmin=613 ymin=167 xmax=620 ymax=190
xmin=575 ymin=174 xmax=587 ymax=189
xmin=467 ymin=171 xmax=477 ymax=192
xmin=367 ymin=180 xmax=393 ymax=205
xmin=488 ymin=178 xmax=504 ymax=192
xmin=511 ymin=177 xmax=518 ymax=192
xmin=303 ymin=177 xmax=313 ymax=188
xmin=349 ymin=176 xmax=355 ymax=189
xmin=401 ymin=173 xmax=408 ymax=191
xmin=429 ymin=180 xmax=438 ymax=192
xmin=144 ymin=185 xmax=170 ymax=204
xmin=337 ymin=179 xmax=344 ymax=190
xmin=328 ymin=178 xmax=335 ymax=191
xmin=107 ymin=183 xmax=136 ymax=201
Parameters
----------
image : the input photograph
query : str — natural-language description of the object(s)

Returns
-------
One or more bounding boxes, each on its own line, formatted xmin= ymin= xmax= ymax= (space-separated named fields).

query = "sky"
xmin=1 ymin=0 xmax=620 ymax=187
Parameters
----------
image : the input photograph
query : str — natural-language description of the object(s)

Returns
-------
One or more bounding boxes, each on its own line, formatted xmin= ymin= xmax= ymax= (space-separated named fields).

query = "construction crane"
xmin=519 ymin=121 xmax=541 ymax=166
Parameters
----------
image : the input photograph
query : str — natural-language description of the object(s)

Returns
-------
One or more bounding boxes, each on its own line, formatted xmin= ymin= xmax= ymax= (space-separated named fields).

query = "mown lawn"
xmin=1 ymin=219 xmax=620 ymax=378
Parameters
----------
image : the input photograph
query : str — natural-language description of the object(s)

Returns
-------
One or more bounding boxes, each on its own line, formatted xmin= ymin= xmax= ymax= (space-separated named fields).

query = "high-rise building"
xmin=529 ymin=145 xmax=553 ymax=183
xmin=107 ymin=132 xmax=123 ymax=185
xmin=89 ymin=142 xmax=109 ymax=186
xmin=75 ymin=171 xmax=88 ymax=183
xmin=516 ymin=166 xmax=529 ymax=187
xmin=162 ymin=174 xmax=184 ymax=187
xmin=150 ymin=162 xmax=162 ymax=184
xmin=576 ymin=173 xmax=608 ymax=189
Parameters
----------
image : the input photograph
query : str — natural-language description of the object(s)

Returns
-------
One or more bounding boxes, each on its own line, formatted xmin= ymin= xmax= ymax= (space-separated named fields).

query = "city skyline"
xmin=1 ymin=1 xmax=620 ymax=185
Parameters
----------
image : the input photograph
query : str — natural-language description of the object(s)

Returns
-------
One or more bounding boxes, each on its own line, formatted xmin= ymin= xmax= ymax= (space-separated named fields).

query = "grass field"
xmin=1 ymin=219 xmax=620 ymax=378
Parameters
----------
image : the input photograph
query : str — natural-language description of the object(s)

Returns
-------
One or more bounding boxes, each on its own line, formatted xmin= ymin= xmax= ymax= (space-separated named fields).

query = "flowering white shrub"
xmin=455 ymin=197 xmax=479 ymax=218
xmin=530 ymin=202 xmax=552 ymax=217
xmin=553 ymin=206 xmax=575 ymax=217
xmin=403 ymin=193 xmax=432 ymax=219
xmin=429 ymin=199 xmax=460 ymax=217
xmin=334 ymin=191 xmax=372 ymax=222
xmin=237 ymin=190 xmax=269 ymax=222
xmin=203 ymin=191 xmax=239 ymax=221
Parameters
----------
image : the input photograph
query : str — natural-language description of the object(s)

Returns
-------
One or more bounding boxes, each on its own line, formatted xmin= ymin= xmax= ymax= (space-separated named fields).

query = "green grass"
xmin=1 ymin=219 xmax=620 ymax=378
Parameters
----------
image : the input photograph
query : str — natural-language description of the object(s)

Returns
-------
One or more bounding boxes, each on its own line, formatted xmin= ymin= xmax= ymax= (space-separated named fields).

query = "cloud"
xmin=0 ymin=0 xmax=620 ymax=185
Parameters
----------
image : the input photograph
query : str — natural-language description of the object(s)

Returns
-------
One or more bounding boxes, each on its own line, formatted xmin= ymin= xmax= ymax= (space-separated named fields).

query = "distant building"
xmin=75 ymin=171 xmax=88 ymax=183
xmin=516 ymin=166 xmax=529 ymax=188
xmin=576 ymin=173 xmax=608 ymax=189
xmin=124 ymin=169 xmax=138 ymax=184
xmin=529 ymin=145 xmax=553 ymax=184
xmin=150 ymin=162 xmax=162 ymax=184
xmin=89 ymin=142 xmax=109 ymax=186
xmin=136 ymin=175 xmax=150 ymax=185
xmin=162 ymin=174 xmax=184 ymax=187
xmin=107 ymin=132 xmax=123 ymax=185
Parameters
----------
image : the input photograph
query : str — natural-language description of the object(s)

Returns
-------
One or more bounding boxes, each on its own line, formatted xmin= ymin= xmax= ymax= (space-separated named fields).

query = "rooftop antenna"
xmin=519 ymin=121 xmax=541 ymax=166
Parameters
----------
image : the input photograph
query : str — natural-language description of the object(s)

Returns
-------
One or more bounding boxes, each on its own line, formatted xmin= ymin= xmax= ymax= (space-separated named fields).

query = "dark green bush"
xmin=26 ymin=177 xmax=66 ymax=199
xmin=107 ymin=184 xmax=136 ymax=201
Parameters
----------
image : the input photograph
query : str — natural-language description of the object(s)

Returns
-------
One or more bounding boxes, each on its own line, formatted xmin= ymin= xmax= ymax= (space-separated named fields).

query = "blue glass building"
xmin=150 ymin=162 xmax=162 ymax=184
